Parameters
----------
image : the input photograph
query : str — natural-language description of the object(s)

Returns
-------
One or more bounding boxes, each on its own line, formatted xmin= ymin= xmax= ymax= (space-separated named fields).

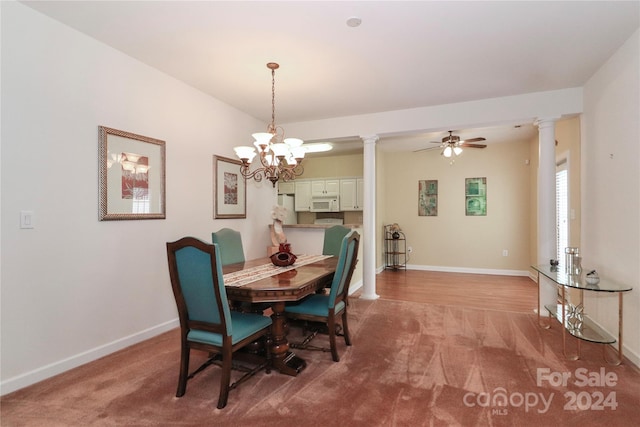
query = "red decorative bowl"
xmin=270 ymin=251 xmax=297 ymax=267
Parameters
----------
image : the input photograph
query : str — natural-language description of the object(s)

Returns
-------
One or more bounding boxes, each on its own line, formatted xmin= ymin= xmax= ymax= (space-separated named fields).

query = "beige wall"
xmin=557 ymin=118 xmax=582 ymax=250
xmin=376 ymin=144 xmax=387 ymax=269
xmin=301 ymin=119 xmax=582 ymax=275
xmin=298 ymin=153 xmax=363 ymax=179
xmin=380 ymin=139 xmax=532 ymax=272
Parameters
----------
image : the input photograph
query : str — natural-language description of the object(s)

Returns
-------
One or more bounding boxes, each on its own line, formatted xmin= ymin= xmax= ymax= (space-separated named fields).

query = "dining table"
xmin=222 ymin=254 xmax=337 ymax=376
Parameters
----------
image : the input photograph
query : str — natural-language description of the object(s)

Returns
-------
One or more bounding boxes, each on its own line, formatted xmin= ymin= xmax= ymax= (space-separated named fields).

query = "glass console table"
xmin=532 ymin=265 xmax=633 ymax=365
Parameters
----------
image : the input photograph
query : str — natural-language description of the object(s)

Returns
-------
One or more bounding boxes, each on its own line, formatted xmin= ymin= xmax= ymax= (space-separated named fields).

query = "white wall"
xmin=0 ymin=3 xmax=275 ymax=393
xmin=582 ymin=29 xmax=640 ymax=365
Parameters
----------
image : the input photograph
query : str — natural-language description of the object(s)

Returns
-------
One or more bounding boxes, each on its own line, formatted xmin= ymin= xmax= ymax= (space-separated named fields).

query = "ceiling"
xmin=21 ymin=1 xmax=639 ymax=155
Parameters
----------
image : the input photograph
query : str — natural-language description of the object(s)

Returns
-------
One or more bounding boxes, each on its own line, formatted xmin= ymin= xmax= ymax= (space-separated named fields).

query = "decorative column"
xmin=535 ymin=117 xmax=558 ymax=315
xmin=360 ymin=135 xmax=380 ymax=300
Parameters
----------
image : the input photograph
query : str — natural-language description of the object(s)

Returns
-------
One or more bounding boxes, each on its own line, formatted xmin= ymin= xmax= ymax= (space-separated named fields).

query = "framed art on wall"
xmin=418 ymin=179 xmax=438 ymax=216
xmin=98 ymin=126 xmax=166 ymax=221
xmin=213 ymin=155 xmax=246 ymax=219
xmin=465 ymin=177 xmax=487 ymax=216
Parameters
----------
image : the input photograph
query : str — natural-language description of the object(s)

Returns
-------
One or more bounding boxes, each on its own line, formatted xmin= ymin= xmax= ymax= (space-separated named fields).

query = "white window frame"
xmin=556 ymin=156 xmax=569 ymax=265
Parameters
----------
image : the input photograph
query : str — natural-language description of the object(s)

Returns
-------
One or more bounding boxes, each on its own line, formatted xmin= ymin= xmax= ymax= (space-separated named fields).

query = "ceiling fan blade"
xmin=459 ymin=137 xmax=486 ymax=143
xmin=429 ymin=141 xmax=442 ymax=144
xmin=414 ymin=146 xmax=442 ymax=153
xmin=459 ymin=143 xmax=487 ymax=148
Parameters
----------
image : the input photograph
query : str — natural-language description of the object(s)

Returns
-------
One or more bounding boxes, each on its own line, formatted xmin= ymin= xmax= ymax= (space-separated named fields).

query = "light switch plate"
xmin=20 ymin=210 xmax=34 ymax=229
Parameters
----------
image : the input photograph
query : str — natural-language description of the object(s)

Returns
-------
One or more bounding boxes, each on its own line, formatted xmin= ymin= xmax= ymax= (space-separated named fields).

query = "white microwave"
xmin=311 ymin=196 xmax=340 ymax=212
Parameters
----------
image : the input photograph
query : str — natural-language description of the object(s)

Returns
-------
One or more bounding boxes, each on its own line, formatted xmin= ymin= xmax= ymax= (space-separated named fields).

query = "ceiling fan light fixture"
xmin=443 ymin=146 xmax=453 ymax=157
xmin=453 ymin=146 xmax=463 ymax=156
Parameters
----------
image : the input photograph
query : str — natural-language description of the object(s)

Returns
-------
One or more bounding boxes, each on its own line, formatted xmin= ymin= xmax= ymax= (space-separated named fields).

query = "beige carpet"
xmin=2 ymin=298 xmax=639 ymax=426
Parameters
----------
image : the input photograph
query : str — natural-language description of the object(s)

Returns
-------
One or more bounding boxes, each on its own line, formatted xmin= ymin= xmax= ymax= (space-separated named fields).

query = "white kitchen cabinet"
xmin=311 ymin=179 xmax=339 ymax=197
xmin=356 ymin=178 xmax=364 ymax=210
xmin=340 ymin=178 xmax=364 ymax=211
xmin=278 ymin=181 xmax=295 ymax=195
xmin=294 ymin=180 xmax=311 ymax=211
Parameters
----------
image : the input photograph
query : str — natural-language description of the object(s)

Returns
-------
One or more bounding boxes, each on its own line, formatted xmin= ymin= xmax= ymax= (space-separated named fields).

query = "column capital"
xmin=360 ymin=134 xmax=379 ymax=145
xmin=534 ymin=117 xmax=561 ymax=129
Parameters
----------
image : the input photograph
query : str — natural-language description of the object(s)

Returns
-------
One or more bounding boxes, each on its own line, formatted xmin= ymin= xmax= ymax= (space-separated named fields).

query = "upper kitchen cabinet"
xmin=340 ymin=178 xmax=364 ymax=211
xmin=294 ymin=180 xmax=312 ymax=211
xmin=311 ymin=179 xmax=340 ymax=197
xmin=278 ymin=181 xmax=295 ymax=195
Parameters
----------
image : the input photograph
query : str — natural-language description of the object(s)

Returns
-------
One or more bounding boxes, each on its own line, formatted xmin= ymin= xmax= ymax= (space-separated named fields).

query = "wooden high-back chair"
xmin=285 ymin=230 xmax=360 ymax=362
xmin=166 ymin=236 xmax=271 ymax=409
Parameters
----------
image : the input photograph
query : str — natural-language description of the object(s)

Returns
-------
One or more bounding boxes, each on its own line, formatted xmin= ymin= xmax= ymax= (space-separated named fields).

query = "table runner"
xmin=223 ymin=254 xmax=332 ymax=287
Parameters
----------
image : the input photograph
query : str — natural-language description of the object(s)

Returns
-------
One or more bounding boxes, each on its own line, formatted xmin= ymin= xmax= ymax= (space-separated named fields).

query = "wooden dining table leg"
xmin=269 ymin=301 xmax=306 ymax=376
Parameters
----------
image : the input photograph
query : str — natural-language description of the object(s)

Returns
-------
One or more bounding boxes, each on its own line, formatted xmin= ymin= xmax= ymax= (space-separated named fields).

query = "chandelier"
xmin=233 ymin=62 xmax=306 ymax=187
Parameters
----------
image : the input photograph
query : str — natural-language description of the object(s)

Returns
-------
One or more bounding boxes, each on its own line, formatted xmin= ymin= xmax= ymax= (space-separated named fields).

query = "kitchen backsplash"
xmin=297 ymin=211 xmax=363 ymax=225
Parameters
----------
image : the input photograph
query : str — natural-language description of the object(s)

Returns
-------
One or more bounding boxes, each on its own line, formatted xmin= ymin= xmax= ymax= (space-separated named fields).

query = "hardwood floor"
xmin=367 ymin=269 xmax=538 ymax=313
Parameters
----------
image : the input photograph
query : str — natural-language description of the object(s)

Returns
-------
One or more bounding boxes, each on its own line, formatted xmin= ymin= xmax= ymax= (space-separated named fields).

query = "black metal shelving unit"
xmin=384 ymin=225 xmax=406 ymax=270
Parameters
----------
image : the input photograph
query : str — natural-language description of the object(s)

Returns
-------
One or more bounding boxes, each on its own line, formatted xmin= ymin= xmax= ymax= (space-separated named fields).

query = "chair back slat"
xmin=167 ymin=237 xmax=232 ymax=336
xmin=327 ymin=231 xmax=360 ymax=308
xmin=212 ymin=228 xmax=245 ymax=266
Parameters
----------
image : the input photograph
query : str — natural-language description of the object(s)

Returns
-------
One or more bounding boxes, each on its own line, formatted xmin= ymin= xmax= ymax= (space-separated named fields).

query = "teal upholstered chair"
xmin=166 ymin=237 xmax=272 ymax=409
xmin=212 ymin=228 xmax=245 ymax=266
xmin=322 ymin=225 xmax=351 ymax=257
xmin=285 ymin=230 xmax=360 ymax=362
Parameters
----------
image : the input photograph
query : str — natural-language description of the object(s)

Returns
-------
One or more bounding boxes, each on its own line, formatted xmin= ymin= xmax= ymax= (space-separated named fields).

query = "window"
xmin=556 ymin=160 xmax=568 ymax=264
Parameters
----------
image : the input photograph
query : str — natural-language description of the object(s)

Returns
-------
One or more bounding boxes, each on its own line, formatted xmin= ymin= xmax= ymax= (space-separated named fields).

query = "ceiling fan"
xmin=415 ymin=131 xmax=487 ymax=158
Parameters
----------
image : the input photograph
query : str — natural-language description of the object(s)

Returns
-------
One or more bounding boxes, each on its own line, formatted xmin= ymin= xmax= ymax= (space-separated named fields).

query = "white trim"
xmin=556 ymin=150 xmax=571 ymax=262
xmin=587 ymin=316 xmax=640 ymax=368
xmin=360 ymin=135 xmax=379 ymax=300
xmin=347 ymin=278 xmax=363 ymax=295
xmin=405 ymin=264 xmax=531 ymax=277
xmin=0 ymin=319 xmax=179 ymax=396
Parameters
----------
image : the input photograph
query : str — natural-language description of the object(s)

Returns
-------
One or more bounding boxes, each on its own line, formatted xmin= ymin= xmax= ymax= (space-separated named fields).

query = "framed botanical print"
xmin=418 ymin=180 xmax=438 ymax=216
xmin=213 ymin=155 xmax=246 ymax=219
xmin=465 ymin=177 xmax=487 ymax=216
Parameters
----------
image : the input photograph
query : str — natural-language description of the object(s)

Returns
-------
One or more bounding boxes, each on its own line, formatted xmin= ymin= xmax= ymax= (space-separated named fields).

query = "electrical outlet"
xmin=502 ymin=249 xmax=508 ymax=257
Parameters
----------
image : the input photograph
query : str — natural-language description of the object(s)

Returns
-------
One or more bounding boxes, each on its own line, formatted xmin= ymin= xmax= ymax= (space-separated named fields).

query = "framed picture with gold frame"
xmin=213 ymin=155 xmax=246 ymax=219
xmin=98 ymin=126 xmax=166 ymax=221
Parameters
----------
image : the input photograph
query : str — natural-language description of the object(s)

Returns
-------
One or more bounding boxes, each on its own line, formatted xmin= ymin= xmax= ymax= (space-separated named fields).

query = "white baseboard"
xmin=3 ymin=276 xmax=362 ymax=396
xmin=348 ymin=278 xmax=363 ymax=295
xmin=0 ymin=318 xmax=179 ymax=396
xmin=405 ymin=264 xmax=531 ymax=277
xmin=581 ymin=315 xmax=640 ymax=368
